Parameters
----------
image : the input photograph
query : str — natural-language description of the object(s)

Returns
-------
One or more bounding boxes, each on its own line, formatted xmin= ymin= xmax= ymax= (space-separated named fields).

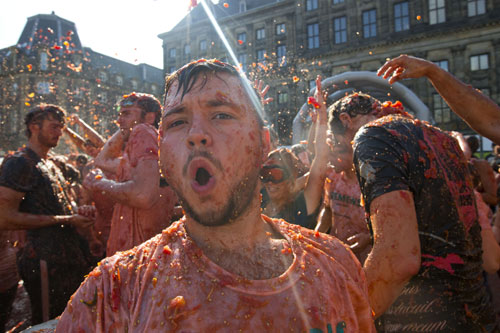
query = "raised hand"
xmin=254 ymin=79 xmax=274 ymax=105
xmin=377 ymin=54 xmax=436 ymax=84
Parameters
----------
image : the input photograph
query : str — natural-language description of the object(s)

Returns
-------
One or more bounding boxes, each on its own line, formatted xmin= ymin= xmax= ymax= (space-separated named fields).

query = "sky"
xmin=0 ymin=0 xmax=217 ymax=69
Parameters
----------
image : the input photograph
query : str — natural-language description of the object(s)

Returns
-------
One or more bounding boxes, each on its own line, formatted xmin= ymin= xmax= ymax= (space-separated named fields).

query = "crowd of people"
xmin=0 ymin=54 xmax=499 ymax=332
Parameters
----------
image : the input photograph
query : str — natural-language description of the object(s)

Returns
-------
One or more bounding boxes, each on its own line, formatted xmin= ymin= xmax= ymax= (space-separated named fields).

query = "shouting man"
xmin=57 ymin=60 xmax=374 ymax=332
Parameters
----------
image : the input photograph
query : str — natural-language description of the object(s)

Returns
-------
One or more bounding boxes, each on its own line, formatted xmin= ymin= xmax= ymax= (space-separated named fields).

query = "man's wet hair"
xmin=328 ymin=92 xmax=381 ymax=135
xmin=164 ymin=59 xmax=264 ymax=126
xmin=119 ymin=92 xmax=162 ymax=128
xmin=24 ymin=104 xmax=66 ymax=138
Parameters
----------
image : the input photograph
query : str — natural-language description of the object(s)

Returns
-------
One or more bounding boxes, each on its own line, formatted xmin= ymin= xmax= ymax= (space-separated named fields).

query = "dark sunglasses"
xmin=260 ymin=165 xmax=290 ymax=184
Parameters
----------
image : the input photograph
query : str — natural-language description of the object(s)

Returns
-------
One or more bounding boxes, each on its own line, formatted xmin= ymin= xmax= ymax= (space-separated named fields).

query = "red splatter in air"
xmin=223 ymin=2 xmax=229 ymax=8
xmin=26 ymin=64 xmax=33 ymax=71
xmin=53 ymin=45 xmax=62 ymax=50
xmin=293 ymin=76 xmax=300 ymax=83
xmin=344 ymin=80 xmax=349 ymax=85
xmin=188 ymin=0 xmax=198 ymax=10
xmin=238 ymin=40 xmax=244 ymax=45
xmin=307 ymin=96 xmax=320 ymax=109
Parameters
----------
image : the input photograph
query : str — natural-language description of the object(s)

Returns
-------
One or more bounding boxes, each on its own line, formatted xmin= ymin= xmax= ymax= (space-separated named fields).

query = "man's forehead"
xmin=164 ymin=74 xmax=244 ymax=111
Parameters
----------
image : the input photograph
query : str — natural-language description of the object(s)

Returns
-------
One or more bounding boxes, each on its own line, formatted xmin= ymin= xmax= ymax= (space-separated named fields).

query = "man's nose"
xmin=187 ymin=122 xmax=212 ymax=147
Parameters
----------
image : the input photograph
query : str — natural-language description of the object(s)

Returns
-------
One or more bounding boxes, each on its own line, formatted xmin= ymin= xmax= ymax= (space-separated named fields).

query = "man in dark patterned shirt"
xmin=327 ymin=79 xmax=497 ymax=330
xmin=0 ymin=104 xmax=95 ymax=324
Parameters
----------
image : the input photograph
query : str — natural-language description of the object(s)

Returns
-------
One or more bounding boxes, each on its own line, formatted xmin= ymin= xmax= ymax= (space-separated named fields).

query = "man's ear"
xmin=261 ymin=127 xmax=271 ymax=162
xmin=29 ymin=122 xmax=40 ymax=136
xmin=338 ymin=113 xmax=353 ymax=130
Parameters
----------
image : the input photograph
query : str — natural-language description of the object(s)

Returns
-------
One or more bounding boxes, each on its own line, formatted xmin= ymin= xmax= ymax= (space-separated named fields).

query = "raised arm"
xmin=364 ymin=190 xmax=421 ymax=318
xmin=0 ymin=186 xmax=94 ymax=230
xmin=303 ymin=75 xmax=329 ymax=215
xmin=378 ymin=55 xmax=500 ymax=145
xmin=63 ymin=126 xmax=86 ymax=152
xmin=71 ymin=114 xmax=105 ymax=148
xmin=93 ymin=130 xmax=125 ymax=173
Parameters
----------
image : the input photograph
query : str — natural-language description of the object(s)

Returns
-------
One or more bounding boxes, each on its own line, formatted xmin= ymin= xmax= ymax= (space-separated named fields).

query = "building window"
xmin=307 ymin=23 xmax=320 ymax=49
xmin=277 ymin=45 xmax=287 ymax=66
xmin=276 ymin=23 xmax=286 ymax=35
xmin=433 ymin=93 xmax=451 ymax=123
xmin=363 ymin=9 xmax=377 ymax=38
xmin=256 ymin=49 xmax=266 ymax=63
xmin=429 ymin=0 xmax=445 ymax=25
xmin=151 ymin=85 xmax=157 ymax=94
xmin=116 ymin=76 xmax=123 ymax=86
xmin=306 ymin=0 xmax=318 ymax=11
xmin=169 ymin=48 xmax=176 ymax=58
xmin=237 ymin=32 xmax=246 ymax=44
xmin=168 ymin=66 xmax=176 ymax=73
xmin=239 ymin=0 xmax=246 ymax=12
xmin=40 ymin=52 xmax=48 ymax=71
xmin=468 ymin=0 xmax=486 ymax=16
xmin=433 ymin=59 xmax=449 ymax=71
xmin=199 ymin=40 xmax=207 ymax=51
xmin=333 ymin=16 xmax=347 ymax=44
xmin=184 ymin=44 xmax=191 ymax=55
xmin=238 ymin=53 xmax=247 ymax=70
xmin=256 ymin=28 xmax=265 ymax=40
xmin=131 ymin=80 xmax=138 ymax=90
xmin=278 ymin=92 xmax=289 ymax=104
xmin=98 ymin=71 xmax=108 ymax=82
xmin=333 ymin=0 xmax=344 ymax=3
xmin=394 ymin=2 xmax=410 ymax=32
xmin=470 ymin=54 xmax=489 ymax=71
xmin=37 ymin=81 xmax=51 ymax=95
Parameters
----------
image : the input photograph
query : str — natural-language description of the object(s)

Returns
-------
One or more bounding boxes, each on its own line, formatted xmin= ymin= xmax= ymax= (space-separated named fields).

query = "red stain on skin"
xmin=215 ymin=90 xmax=231 ymax=104
xmin=421 ymin=253 xmax=464 ymax=275
xmin=399 ymin=191 xmax=411 ymax=204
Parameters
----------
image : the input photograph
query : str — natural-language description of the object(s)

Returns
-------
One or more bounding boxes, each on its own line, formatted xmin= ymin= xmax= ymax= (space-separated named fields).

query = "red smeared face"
xmin=328 ymin=131 xmax=354 ymax=173
xmin=117 ymin=105 xmax=144 ymax=140
xmin=160 ymin=73 xmax=268 ymax=226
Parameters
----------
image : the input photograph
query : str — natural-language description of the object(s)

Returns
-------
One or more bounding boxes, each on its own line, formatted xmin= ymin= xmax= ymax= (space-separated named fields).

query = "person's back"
xmin=354 ymin=115 xmax=495 ymax=331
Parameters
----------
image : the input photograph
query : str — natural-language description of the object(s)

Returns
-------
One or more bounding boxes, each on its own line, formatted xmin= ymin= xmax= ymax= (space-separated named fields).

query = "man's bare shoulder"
xmin=129 ymin=123 xmax=157 ymax=139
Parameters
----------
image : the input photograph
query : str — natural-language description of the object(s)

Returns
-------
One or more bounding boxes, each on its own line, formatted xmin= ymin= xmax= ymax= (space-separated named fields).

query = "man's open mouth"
xmin=195 ymin=167 xmax=212 ymax=186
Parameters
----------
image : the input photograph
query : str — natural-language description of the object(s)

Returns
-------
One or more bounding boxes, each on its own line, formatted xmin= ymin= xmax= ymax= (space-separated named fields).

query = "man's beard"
xmin=176 ymin=168 xmax=260 ymax=227
xmin=38 ymin=132 xmax=58 ymax=148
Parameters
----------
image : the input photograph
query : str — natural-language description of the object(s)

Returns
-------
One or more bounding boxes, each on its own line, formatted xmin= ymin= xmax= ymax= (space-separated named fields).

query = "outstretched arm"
xmin=378 ymin=55 xmax=500 ymax=145
xmin=0 ymin=186 xmax=94 ymax=230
